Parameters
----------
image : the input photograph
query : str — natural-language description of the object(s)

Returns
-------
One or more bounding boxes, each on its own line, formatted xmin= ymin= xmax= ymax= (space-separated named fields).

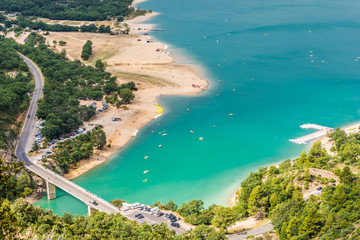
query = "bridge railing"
xmin=28 ymin=162 xmax=120 ymax=213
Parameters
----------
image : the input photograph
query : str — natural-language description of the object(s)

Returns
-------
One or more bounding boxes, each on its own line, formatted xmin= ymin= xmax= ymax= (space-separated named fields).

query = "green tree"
xmin=271 ymin=200 xmax=304 ymax=229
xmin=81 ymin=40 xmax=93 ymax=60
xmin=0 ymin=159 xmax=24 ymax=200
xmin=10 ymin=198 xmax=43 ymax=227
xmin=178 ymin=199 xmax=204 ymax=217
xmin=269 ymin=192 xmax=280 ymax=211
xmin=31 ymin=141 xmax=39 ymax=151
xmin=330 ymin=129 xmax=347 ymax=150
xmin=339 ymin=166 xmax=354 ymax=184
xmin=0 ymin=199 xmax=19 ymax=239
xmin=119 ymin=88 xmax=135 ymax=104
xmin=91 ymin=129 xmax=106 ymax=149
xmin=41 ymin=124 xmax=61 ymax=140
xmin=330 ymin=184 xmax=346 ymax=208
xmin=248 ymin=185 xmax=267 ymax=214
xmin=303 ymin=169 xmax=312 ymax=182
xmin=59 ymin=40 xmax=66 ymax=46
xmin=183 ymin=224 xmax=226 ymax=240
xmin=298 ymin=206 xmax=323 ymax=237
xmin=16 ymin=173 xmax=31 ymax=193
xmin=95 ymin=59 xmax=105 ymax=71
xmin=211 ymin=206 xmax=237 ymax=231
xmin=165 ymin=200 xmax=178 ymax=211
xmin=110 ymin=199 xmax=125 ymax=208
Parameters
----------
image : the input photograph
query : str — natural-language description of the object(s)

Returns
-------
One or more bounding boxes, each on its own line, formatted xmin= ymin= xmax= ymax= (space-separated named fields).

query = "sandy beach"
xmin=16 ymin=13 xmax=207 ymax=179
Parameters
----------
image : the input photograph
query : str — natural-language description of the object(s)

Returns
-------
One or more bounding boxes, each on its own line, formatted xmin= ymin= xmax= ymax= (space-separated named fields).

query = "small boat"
xmin=162 ymin=133 xmax=167 ymax=136
xmin=199 ymin=137 xmax=204 ymax=141
xmin=143 ymin=179 xmax=148 ymax=182
xmin=229 ymin=113 xmax=233 ymax=116
xmin=187 ymin=108 xmax=190 ymax=111
xmin=159 ymin=144 xmax=162 ymax=147
xmin=190 ymin=130 xmax=194 ymax=133
xmin=143 ymin=170 xmax=149 ymax=174
xmin=144 ymin=156 xmax=149 ymax=159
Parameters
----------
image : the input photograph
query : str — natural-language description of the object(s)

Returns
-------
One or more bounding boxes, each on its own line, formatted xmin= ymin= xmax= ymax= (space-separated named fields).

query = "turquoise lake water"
xmin=37 ymin=0 xmax=360 ymax=215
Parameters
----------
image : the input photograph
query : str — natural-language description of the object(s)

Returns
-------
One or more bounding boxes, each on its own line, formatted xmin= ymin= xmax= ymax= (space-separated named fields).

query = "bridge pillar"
xmin=46 ymin=181 xmax=56 ymax=200
xmin=88 ymin=205 xmax=96 ymax=215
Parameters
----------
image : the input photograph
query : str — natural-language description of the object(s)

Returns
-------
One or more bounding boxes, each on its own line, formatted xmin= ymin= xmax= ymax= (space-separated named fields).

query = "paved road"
xmin=15 ymin=54 xmax=189 ymax=233
xmin=15 ymin=54 xmax=120 ymax=214
xmin=227 ymin=222 xmax=274 ymax=240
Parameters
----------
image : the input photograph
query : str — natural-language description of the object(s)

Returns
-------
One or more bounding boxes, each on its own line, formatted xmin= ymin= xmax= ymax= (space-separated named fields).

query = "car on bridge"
xmin=93 ymin=201 xmax=98 ymax=206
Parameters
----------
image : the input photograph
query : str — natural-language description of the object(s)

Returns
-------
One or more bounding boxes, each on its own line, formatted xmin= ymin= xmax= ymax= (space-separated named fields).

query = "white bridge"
xmin=290 ymin=123 xmax=333 ymax=144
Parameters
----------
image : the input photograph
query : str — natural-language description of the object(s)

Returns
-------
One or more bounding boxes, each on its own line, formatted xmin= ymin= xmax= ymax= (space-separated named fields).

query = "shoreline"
xmin=54 ymin=11 xmax=209 ymax=179
xmin=228 ymin=121 xmax=360 ymax=206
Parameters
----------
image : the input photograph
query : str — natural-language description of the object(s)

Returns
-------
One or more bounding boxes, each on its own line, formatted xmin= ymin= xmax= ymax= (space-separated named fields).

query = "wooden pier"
xmin=290 ymin=124 xmax=333 ymax=144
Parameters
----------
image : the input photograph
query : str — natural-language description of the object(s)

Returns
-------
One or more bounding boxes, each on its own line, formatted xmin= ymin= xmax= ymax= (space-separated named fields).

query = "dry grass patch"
xmin=89 ymin=49 xmax=119 ymax=64
xmin=113 ymin=71 xmax=176 ymax=87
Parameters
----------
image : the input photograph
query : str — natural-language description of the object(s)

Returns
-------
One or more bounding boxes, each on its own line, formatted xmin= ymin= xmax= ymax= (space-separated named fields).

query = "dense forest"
xmin=0 ymin=37 xmax=33 ymax=149
xmin=0 ymin=0 xmax=133 ymax=21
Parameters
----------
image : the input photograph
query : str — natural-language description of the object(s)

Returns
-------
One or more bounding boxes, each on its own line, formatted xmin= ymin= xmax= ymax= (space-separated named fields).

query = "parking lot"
xmin=121 ymin=204 xmax=192 ymax=234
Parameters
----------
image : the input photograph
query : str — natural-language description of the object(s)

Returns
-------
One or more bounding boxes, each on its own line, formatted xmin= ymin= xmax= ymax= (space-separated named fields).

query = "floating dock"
xmin=290 ymin=124 xmax=333 ymax=144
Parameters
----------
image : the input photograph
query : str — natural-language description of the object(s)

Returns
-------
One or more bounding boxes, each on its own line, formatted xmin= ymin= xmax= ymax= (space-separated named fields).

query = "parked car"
xmin=331 ymin=184 xmax=336 ymax=187
xmin=135 ymin=214 xmax=144 ymax=219
xmin=171 ymin=222 xmax=180 ymax=228
xmin=137 ymin=219 xmax=144 ymax=224
xmin=316 ymin=187 xmax=323 ymax=191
